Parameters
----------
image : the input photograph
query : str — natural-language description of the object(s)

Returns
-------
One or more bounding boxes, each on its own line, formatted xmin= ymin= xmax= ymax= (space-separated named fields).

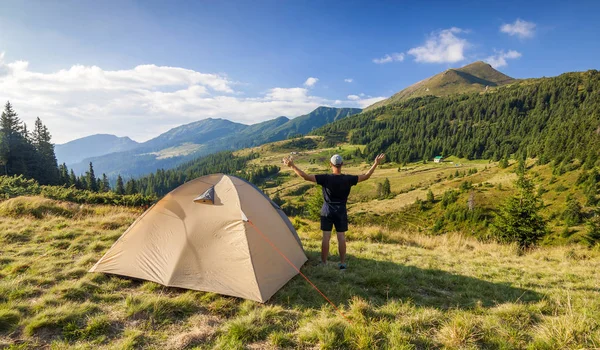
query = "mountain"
xmin=55 ymin=134 xmax=139 ymax=165
xmin=316 ymin=69 xmax=600 ymax=165
xmin=366 ymin=61 xmax=516 ymax=110
xmin=67 ymin=106 xmax=361 ymax=177
xmin=69 ymin=118 xmax=247 ymax=177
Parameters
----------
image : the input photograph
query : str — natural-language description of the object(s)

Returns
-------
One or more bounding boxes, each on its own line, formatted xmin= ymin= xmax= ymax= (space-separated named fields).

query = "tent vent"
xmin=193 ymin=186 xmax=214 ymax=204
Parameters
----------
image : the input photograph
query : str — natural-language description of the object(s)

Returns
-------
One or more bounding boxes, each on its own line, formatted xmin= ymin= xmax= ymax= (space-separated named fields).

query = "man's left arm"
xmin=357 ymin=153 xmax=385 ymax=183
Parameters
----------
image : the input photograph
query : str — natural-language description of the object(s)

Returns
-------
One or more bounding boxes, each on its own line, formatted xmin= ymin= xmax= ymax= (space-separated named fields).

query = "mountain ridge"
xmin=366 ymin=61 xmax=516 ymax=110
xmin=66 ymin=106 xmax=361 ymax=177
xmin=55 ymin=134 xmax=140 ymax=165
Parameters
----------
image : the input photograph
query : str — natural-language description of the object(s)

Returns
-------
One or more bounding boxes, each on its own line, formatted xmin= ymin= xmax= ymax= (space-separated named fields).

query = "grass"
xmin=1 ymin=197 xmax=600 ymax=348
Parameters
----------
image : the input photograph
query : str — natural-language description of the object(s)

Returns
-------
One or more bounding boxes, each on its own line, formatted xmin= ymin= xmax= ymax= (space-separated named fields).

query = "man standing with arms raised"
xmin=283 ymin=153 xmax=385 ymax=269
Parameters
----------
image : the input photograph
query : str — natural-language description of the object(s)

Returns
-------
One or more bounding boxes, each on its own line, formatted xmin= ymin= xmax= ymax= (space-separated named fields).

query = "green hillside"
xmin=367 ymin=61 xmax=516 ymax=110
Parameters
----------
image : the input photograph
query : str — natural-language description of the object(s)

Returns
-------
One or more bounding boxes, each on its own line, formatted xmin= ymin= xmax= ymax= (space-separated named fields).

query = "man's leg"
xmin=321 ymin=231 xmax=332 ymax=263
xmin=336 ymin=231 xmax=346 ymax=264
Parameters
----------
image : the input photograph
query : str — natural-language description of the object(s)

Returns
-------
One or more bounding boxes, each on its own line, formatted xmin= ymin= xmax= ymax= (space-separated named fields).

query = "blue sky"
xmin=1 ymin=0 xmax=599 ymax=143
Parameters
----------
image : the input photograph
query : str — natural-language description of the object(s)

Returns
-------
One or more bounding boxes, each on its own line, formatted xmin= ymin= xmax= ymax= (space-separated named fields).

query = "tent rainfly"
xmin=89 ymin=174 xmax=307 ymax=302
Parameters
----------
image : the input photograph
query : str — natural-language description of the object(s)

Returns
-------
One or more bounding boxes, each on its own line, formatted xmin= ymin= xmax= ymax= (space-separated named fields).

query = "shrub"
xmin=0 ymin=175 xmax=155 ymax=207
xmin=441 ymin=190 xmax=459 ymax=209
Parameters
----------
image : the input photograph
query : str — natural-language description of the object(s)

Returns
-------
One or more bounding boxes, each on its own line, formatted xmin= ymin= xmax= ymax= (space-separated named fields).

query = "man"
xmin=283 ymin=152 xmax=385 ymax=269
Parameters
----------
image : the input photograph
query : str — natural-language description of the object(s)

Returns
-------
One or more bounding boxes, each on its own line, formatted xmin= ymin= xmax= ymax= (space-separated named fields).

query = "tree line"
xmin=0 ymin=101 xmax=120 ymax=194
xmin=0 ymin=101 xmax=59 ymax=185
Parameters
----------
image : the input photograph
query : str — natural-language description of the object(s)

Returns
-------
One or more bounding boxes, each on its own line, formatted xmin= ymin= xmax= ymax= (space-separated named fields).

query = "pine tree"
xmin=427 ymin=189 xmax=435 ymax=203
xmin=69 ymin=170 xmax=78 ymax=188
xmin=583 ymin=212 xmax=600 ymax=247
xmin=115 ymin=175 xmax=125 ymax=195
xmin=0 ymin=101 xmax=23 ymax=176
xmin=1 ymin=102 xmax=22 ymax=137
xmin=125 ymin=179 xmax=137 ymax=195
xmin=382 ymin=178 xmax=391 ymax=198
xmin=86 ymin=162 xmax=98 ymax=192
xmin=31 ymin=118 xmax=59 ymax=185
xmin=563 ymin=195 xmax=583 ymax=226
xmin=490 ymin=173 xmax=547 ymax=250
xmin=101 ymin=174 xmax=110 ymax=192
xmin=58 ymin=163 xmax=69 ymax=185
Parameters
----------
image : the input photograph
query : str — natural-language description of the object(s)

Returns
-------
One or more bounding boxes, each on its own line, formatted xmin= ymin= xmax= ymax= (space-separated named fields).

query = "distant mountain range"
xmin=55 ymin=134 xmax=140 ymax=165
xmin=62 ymin=106 xmax=361 ymax=177
xmin=366 ymin=61 xmax=516 ymax=110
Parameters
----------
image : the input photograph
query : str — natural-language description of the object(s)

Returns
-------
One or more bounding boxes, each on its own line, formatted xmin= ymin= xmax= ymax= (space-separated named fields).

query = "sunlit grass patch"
xmin=214 ymin=305 xmax=294 ymax=348
xmin=298 ymin=311 xmax=348 ymax=349
xmin=125 ymin=293 xmax=199 ymax=325
xmin=0 ymin=196 xmax=79 ymax=219
xmin=23 ymin=302 xmax=100 ymax=338
xmin=435 ymin=312 xmax=483 ymax=349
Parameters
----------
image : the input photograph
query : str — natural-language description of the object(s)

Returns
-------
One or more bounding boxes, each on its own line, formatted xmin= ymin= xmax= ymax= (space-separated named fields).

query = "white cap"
xmin=330 ymin=154 xmax=343 ymax=166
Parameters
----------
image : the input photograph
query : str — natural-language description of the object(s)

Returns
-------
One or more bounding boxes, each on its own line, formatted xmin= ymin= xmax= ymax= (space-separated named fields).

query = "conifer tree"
xmin=58 ymin=163 xmax=69 ymax=185
xmin=86 ymin=162 xmax=98 ymax=192
xmin=69 ymin=169 xmax=78 ymax=188
xmin=491 ymin=172 xmax=547 ymax=250
xmin=32 ymin=117 xmax=58 ymax=184
xmin=101 ymin=174 xmax=110 ymax=192
xmin=0 ymin=101 xmax=23 ymax=176
xmin=427 ymin=189 xmax=435 ymax=203
xmin=125 ymin=179 xmax=137 ymax=195
xmin=115 ymin=175 xmax=125 ymax=195
xmin=382 ymin=178 xmax=391 ymax=198
xmin=563 ymin=195 xmax=583 ymax=226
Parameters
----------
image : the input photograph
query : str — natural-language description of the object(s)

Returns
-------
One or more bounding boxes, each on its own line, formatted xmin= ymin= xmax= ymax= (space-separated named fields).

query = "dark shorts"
xmin=320 ymin=204 xmax=348 ymax=232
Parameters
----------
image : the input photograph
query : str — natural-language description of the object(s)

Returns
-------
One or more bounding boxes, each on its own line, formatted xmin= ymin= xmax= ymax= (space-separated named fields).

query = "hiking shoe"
xmin=339 ymin=263 xmax=347 ymax=270
xmin=316 ymin=261 xmax=327 ymax=267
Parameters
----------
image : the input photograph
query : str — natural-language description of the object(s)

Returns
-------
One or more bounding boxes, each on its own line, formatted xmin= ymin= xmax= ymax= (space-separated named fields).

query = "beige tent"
xmin=90 ymin=174 xmax=307 ymax=302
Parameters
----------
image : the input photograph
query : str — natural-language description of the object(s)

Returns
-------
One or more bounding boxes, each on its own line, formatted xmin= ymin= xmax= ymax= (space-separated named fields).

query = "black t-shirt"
xmin=315 ymin=174 xmax=359 ymax=205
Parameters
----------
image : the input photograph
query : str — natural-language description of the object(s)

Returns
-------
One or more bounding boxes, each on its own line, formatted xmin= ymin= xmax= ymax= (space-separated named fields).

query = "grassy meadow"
xmin=1 ymin=196 xmax=600 ymax=349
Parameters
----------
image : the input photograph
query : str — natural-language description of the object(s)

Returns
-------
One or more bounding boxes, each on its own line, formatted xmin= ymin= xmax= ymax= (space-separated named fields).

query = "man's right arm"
xmin=358 ymin=153 xmax=385 ymax=183
xmin=283 ymin=157 xmax=316 ymax=182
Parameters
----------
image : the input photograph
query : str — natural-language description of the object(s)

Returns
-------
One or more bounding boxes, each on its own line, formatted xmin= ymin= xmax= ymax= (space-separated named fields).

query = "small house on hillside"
xmin=434 ymin=156 xmax=443 ymax=163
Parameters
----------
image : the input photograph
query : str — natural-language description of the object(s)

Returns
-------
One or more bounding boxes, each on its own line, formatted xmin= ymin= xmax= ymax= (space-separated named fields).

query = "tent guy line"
xmin=246 ymin=219 xmax=352 ymax=323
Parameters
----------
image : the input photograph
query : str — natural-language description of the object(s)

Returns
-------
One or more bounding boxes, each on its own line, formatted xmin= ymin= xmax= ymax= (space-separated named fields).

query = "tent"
xmin=89 ymin=174 xmax=307 ymax=302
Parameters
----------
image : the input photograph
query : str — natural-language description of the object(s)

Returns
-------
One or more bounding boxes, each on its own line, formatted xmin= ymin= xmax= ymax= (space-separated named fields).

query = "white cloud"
xmin=408 ymin=27 xmax=469 ymax=63
xmin=344 ymin=78 xmax=353 ymax=83
xmin=346 ymin=93 xmax=386 ymax=108
xmin=373 ymin=53 xmax=405 ymax=64
xmin=356 ymin=96 xmax=386 ymax=108
xmin=0 ymin=53 xmax=379 ymax=143
xmin=500 ymin=19 xmax=536 ymax=39
xmin=485 ymin=50 xmax=522 ymax=68
xmin=303 ymin=77 xmax=318 ymax=87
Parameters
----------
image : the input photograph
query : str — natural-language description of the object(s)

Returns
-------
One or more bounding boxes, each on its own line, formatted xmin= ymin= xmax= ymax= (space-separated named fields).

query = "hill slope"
xmin=55 ymin=134 xmax=139 ymax=165
xmin=1 ymin=194 xmax=599 ymax=348
xmin=367 ymin=61 xmax=516 ymax=110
